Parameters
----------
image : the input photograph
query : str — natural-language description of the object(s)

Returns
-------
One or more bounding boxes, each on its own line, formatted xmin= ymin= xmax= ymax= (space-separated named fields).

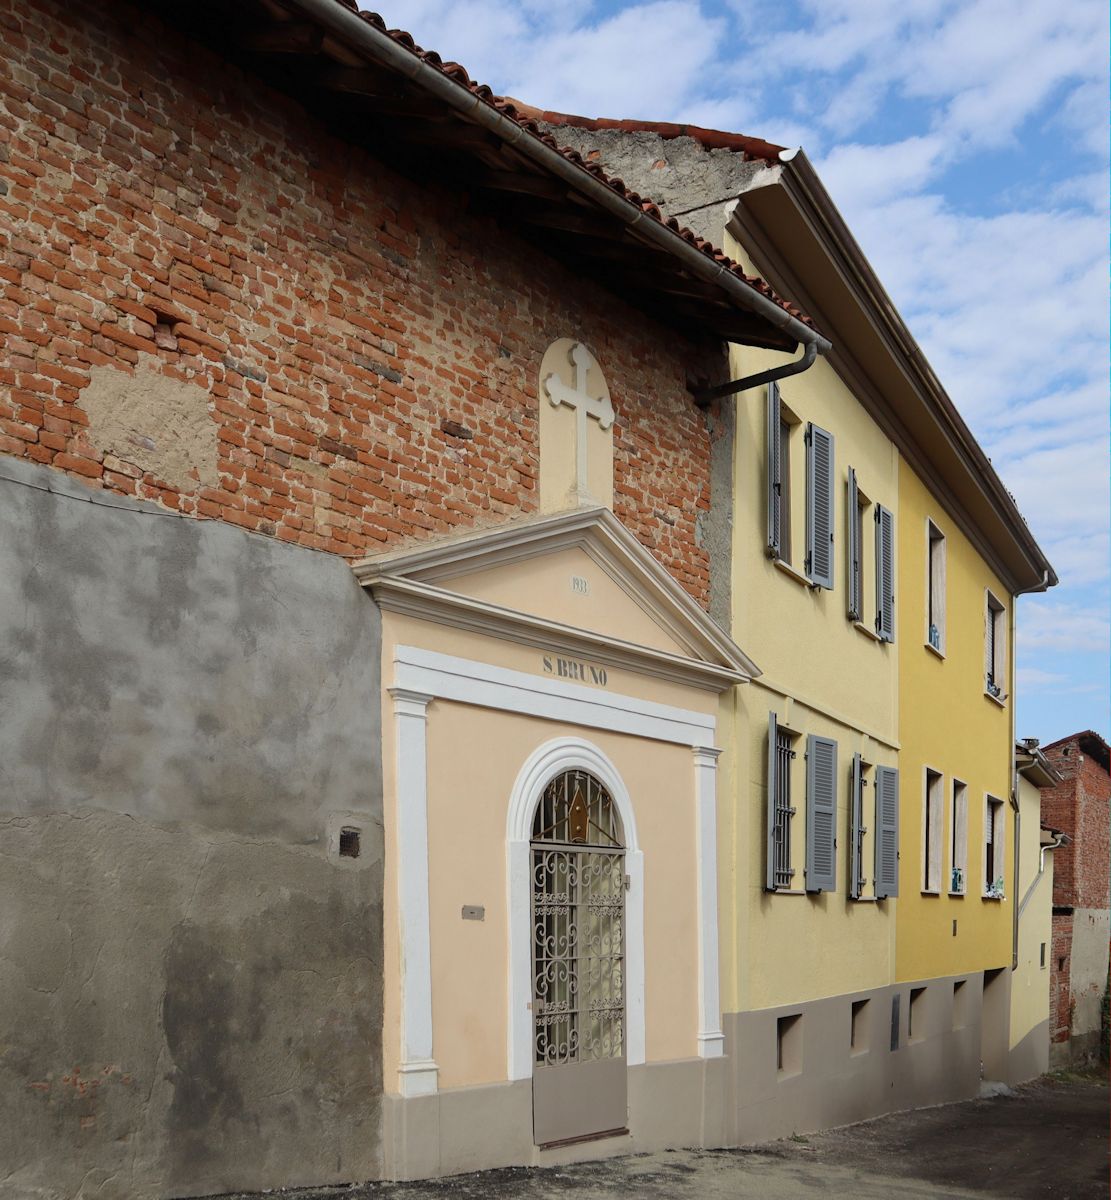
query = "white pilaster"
xmin=390 ymin=687 xmax=439 ymax=1097
xmin=693 ymin=745 xmax=725 ymax=1058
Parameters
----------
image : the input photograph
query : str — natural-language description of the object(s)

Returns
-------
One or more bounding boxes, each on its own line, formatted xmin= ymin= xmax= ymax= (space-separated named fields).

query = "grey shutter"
xmin=806 ymin=423 xmax=835 ymax=588
xmin=767 ymin=383 xmax=781 ymax=557
xmin=875 ymin=503 xmax=895 ymax=641
xmin=849 ymin=753 xmax=865 ymax=899
xmin=875 ymin=766 xmax=900 ymax=899
xmin=805 ymin=735 xmax=837 ymax=893
xmin=846 ymin=468 xmax=861 ymax=620
xmin=766 ymin=712 xmax=779 ymax=891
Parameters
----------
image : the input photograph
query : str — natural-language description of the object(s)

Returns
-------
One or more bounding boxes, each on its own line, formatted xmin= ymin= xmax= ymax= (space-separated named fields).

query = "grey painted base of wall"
xmin=381 ymin=1058 xmax=727 ymax=1181
xmin=723 ymin=970 xmax=1009 ymax=1147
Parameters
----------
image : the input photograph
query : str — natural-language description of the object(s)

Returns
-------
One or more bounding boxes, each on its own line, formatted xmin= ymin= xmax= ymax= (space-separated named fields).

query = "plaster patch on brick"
xmin=80 ymin=355 xmax=218 ymax=490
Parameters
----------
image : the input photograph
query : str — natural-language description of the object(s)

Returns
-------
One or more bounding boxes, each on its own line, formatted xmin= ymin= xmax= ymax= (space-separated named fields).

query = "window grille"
xmin=772 ymin=729 xmax=796 ymax=889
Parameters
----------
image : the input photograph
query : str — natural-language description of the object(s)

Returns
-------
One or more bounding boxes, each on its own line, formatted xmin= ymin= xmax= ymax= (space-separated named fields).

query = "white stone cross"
xmin=543 ymin=342 xmax=614 ymax=501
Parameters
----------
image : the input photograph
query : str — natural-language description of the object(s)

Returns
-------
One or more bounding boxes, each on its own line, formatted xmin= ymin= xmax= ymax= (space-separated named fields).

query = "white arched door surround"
xmin=506 ymin=737 xmax=646 ymax=1081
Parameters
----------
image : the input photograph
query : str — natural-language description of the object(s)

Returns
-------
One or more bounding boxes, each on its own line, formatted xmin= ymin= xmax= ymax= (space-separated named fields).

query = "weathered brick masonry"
xmin=0 ymin=0 xmax=720 ymax=602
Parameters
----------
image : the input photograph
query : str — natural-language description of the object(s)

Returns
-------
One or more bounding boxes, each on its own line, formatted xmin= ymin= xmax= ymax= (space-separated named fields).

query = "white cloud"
xmin=1019 ymin=600 xmax=1110 ymax=653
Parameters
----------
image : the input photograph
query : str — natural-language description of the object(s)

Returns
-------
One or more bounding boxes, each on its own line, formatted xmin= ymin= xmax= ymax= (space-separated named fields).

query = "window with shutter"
xmin=984 ymin=795 xmax=1005 ymax=897
xmin=875 ymin=765 xmax=900 ymax=899
xmin=926 ymin=521 xmax=946 ymax=653
xmin=923 ymin=768 xmax=943 ymax=893
xmin=766 ymin=713 xmax=796 ymax=891
xmin=849 ymin=753 xmax=867 ymax=900
xmin=806 ymin=423 xmax=835 ymax=589
xmin=985 ymin=591 xmax=1006 ymax=699
xmin=875 ymin=504 xmax=895 ymax=642
xmin=805 ymin=734 xmax=838 ymax=892
xmin=950 ymin=779 xmax=968 ymax=894
xmin=767 ymin=383 xmax=782 ymax=558
xmin=847 ymin=468 xmax=862 ymax=621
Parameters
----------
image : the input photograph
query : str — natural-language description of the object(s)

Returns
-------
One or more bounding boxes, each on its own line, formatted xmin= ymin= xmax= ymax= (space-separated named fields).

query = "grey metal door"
xmin=531 ymin=770 xmax=627 ymax=1147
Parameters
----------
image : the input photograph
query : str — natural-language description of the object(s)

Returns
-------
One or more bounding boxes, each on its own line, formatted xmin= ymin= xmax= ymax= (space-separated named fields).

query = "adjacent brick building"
xmin=1041 ymin=731 xmax=1111 ymax=1066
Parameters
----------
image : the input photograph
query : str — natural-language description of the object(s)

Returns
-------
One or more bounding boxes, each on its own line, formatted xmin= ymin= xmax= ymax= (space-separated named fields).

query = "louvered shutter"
xmin=766 ymin=712 xmax=779 ymax=891
xmin=806 ymin=423 xmax=835 ymax=589
xmin=846 ymin=468 xmax=861 ymax=620
xmin=767 ymin=383 xmax=782 ymax=557
xmin=805 ymin=735 xmax=837 ymax=893
xmin=849 ymin=752 xmax=865 ymax=899
xmin=875 ymin=504 xmax=895 ymax=641
xmin=875 ymin=765 xmax=900 ymax=899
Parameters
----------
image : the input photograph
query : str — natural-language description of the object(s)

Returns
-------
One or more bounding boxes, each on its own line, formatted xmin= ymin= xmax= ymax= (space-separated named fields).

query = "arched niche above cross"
xmin=538 ymin=339 xmax=614 ymax=513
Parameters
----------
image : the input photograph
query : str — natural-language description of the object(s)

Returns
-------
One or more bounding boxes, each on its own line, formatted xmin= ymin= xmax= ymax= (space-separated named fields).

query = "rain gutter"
xmin=289 ymin=0 xmax=828 ymax=355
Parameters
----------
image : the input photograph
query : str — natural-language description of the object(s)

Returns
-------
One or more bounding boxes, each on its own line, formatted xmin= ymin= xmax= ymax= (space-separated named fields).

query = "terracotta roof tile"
xmin=508 ymin=104 xmax=786 ymax=164
xmin=321 ymin=1 xmax=813 ymax=330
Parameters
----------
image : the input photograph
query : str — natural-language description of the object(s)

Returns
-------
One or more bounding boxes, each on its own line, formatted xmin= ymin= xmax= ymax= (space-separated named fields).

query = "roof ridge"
xmin=506 ymin=100 xmax=786 ymax=163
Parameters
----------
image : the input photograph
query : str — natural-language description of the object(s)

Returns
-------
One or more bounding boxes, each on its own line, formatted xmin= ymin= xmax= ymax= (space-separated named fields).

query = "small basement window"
xmin=851 ymin=999 xmax=870 ymax=1054
xmin=953 ymin=979 xmax=968 ymax=1029
xmin=909 ymin=987 xmax=926 ymax=1041
xmin=777 ymin=1013 xmax=802 ymax=1077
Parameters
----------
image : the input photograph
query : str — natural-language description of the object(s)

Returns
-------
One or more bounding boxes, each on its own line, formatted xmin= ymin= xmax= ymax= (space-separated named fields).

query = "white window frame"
xmin=984 ymin=590 xmax=1007 ymax=703
xmin=922 ymin=767 xmax=943 ymax=894
xmin=949 ymin=778 xmax=968 ymax=895
xmin=983 ymin=794 xmax=1006 ymax=898
xmin=926 ymin=520 xmax=946 ymax=656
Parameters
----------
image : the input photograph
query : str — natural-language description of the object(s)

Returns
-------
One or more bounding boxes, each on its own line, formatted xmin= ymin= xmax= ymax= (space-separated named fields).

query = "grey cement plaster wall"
xmin=0 ymin=458 xmax=384 ymax=1199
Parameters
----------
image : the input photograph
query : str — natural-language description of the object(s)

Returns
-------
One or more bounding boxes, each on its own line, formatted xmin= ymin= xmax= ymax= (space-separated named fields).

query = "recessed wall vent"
xmin=339 ymin=828 xmax=361 ymax=859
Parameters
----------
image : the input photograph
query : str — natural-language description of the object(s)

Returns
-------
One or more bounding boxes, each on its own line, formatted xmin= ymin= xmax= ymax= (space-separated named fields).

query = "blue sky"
xmin=380 ymin=0 xmax=1109 ymax=742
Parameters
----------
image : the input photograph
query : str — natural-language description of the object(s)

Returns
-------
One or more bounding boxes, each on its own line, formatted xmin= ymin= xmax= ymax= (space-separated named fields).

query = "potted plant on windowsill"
xmin=984 ymin=878 xmax=1005 ymax=899
xmin=950 ymin=867 xmax=963 ymax=892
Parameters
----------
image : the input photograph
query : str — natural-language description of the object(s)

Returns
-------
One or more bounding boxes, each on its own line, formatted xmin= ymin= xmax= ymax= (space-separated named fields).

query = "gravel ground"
xmin=212 ymin=1075 xmax=1108 ymax=1200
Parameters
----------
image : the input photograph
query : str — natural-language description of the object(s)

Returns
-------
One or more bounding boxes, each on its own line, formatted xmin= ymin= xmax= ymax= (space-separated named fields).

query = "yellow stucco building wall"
xmin=895 ymin=457 xmax=1015 ymax=982
xmin=718 ymin=231 xmax=901 ymax=1018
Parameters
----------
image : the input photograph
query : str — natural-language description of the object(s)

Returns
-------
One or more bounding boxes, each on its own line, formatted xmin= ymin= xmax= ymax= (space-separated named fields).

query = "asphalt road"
xmin=216 ymin=1075 xmax=1108 ymax=1200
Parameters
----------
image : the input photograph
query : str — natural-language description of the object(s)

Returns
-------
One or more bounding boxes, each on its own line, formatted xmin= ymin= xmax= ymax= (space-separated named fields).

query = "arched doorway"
xmin=530 ymin=769 xmax=628 ymax=1146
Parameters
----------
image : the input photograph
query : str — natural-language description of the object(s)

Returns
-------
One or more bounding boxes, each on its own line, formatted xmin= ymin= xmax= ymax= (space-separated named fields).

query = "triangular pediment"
xmin=352 ymin=507 xmax=760 ymax=690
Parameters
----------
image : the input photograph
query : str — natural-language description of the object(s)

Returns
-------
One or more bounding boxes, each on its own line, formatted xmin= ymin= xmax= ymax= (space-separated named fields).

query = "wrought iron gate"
xmin=531 ymin=769 xmax=627 ymax=1146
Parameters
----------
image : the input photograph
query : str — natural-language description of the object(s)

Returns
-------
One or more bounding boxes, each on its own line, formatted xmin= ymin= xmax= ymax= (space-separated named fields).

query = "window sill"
xmin=982 ymin=893 xmax=1005 ymax=902
xmin=983 ymin=689 xmax=1008 ymax=708
xmin=768 ymin=888 xmax=809 ymax=897
xmin=850 ymin=896 xmax=879 ymax=903
xmin=853 ymin=620 xmax=884 ymax=644
xmin=772 ymin=557 xmax=813 ymax=588
xmin=948 ymin=890 xmax=966 ymax=899
xmin=924 ymin=640 xmax=946 ymax=660
xmin=921 ymin=888 xmax=942 ymax=897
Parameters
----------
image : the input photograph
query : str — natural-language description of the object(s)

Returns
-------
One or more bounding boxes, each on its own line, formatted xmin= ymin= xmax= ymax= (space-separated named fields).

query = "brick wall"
xmin=0 ymin=0 xmax=721 ymax=604
xmin=1042 ymin=737 xmax=1111 ymax=911
xmin=1050 ymin=912 xmax=1073 ymax=1045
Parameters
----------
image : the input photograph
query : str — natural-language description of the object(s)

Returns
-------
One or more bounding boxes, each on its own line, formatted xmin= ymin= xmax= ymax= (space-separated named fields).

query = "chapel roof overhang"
xmin=353 ymin=505 xmax=761 ymax=692
xmin=154 ymin=0 xmax=820 ymax=355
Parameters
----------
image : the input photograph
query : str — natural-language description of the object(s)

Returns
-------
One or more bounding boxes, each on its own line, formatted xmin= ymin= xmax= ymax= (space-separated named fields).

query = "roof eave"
xmin=731 ymin=150 xmax=1056 ymax=593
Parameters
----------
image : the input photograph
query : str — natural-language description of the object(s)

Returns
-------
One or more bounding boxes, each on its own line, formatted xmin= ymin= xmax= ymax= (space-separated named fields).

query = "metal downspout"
xmin=692 ymin=340 xmax=820 ymax=407
xmin=1009 ymin=568 xmax=1051 ymax=969
xmin=289 ymin=0 xmax=831 ymax=357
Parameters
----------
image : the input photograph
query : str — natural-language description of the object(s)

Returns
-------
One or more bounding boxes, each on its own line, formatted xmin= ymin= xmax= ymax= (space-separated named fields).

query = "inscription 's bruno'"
xmin=542 ymin=655 xmax=608 ymax=687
